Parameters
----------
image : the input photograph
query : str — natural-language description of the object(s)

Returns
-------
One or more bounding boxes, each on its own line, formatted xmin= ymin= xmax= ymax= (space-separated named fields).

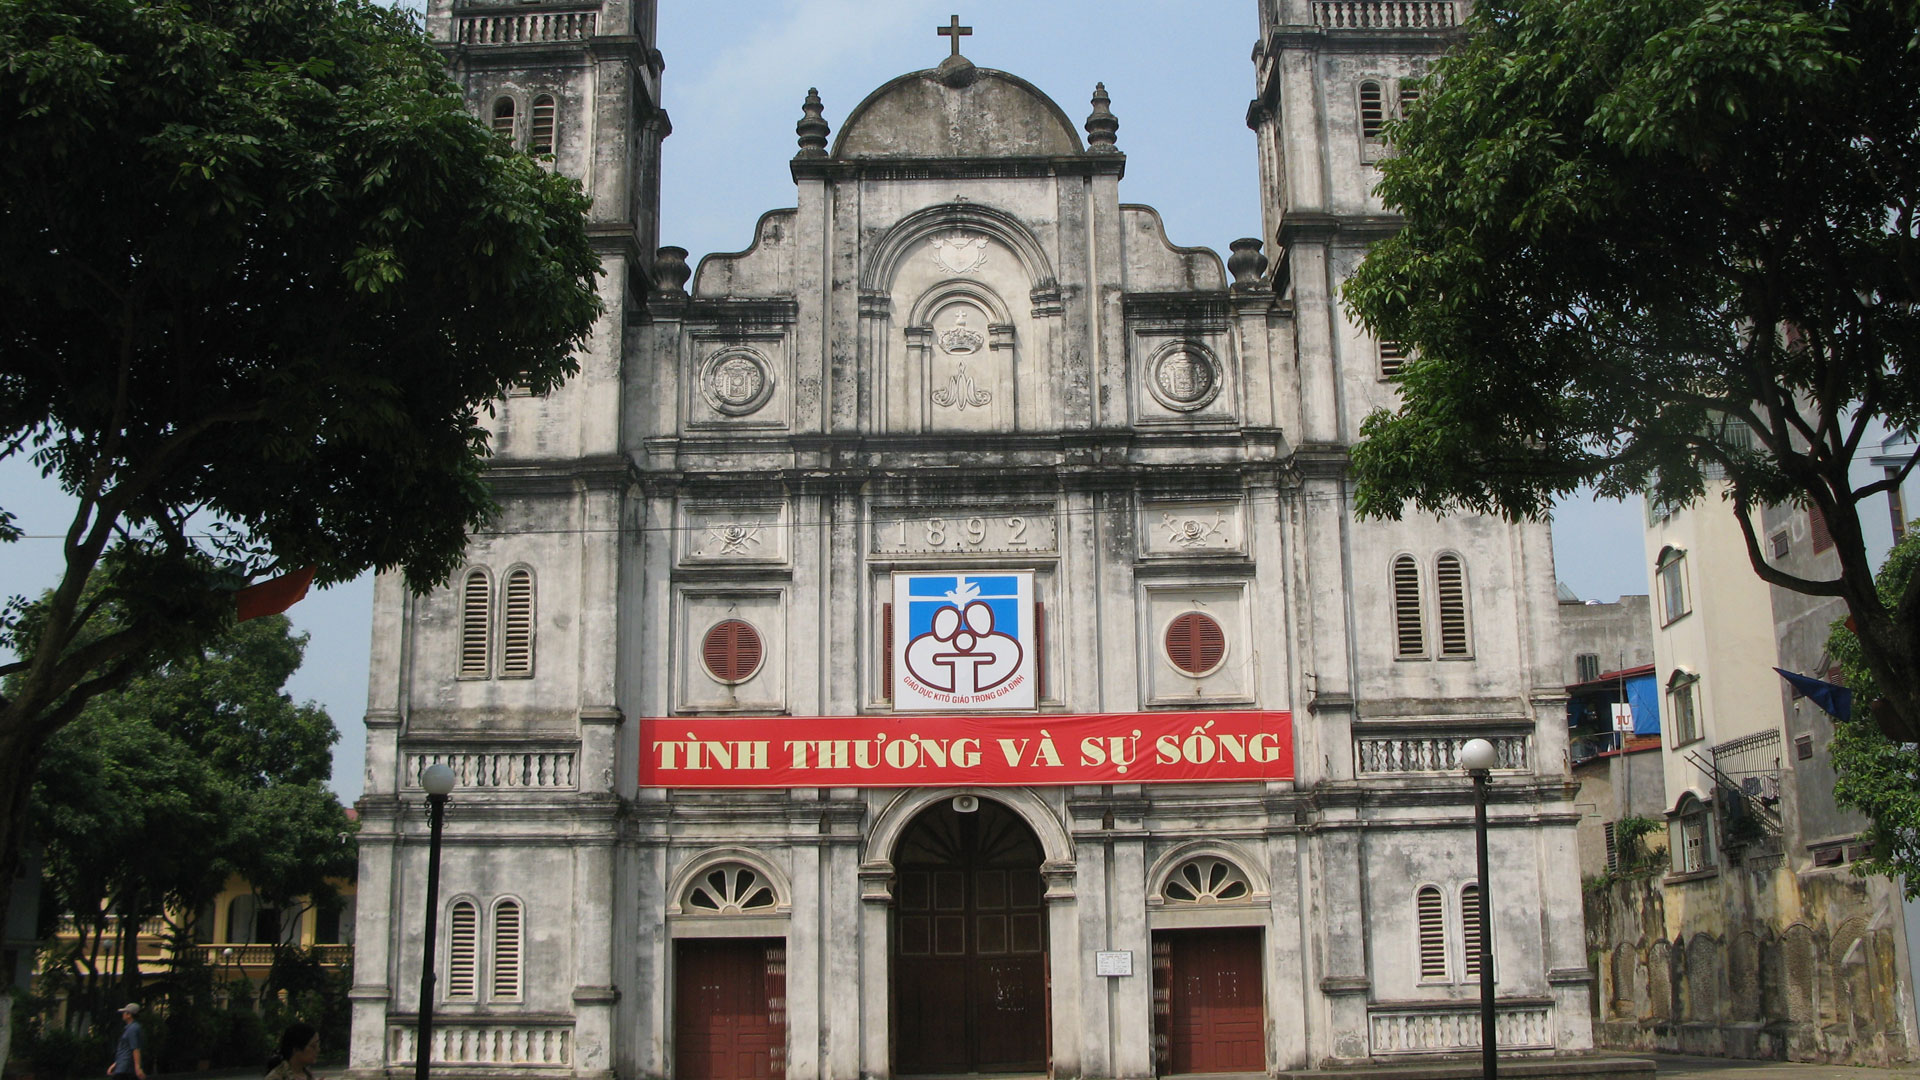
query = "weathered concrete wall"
xmin=1585 ymin=861 xmax=1913 ymax=1065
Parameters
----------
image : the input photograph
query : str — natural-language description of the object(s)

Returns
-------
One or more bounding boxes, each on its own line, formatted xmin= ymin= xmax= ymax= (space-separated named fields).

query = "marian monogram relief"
xmin=929 ymin=230 xmax=989 ymax=274
xmin=931 ymin=302 xmax=994 ymax=411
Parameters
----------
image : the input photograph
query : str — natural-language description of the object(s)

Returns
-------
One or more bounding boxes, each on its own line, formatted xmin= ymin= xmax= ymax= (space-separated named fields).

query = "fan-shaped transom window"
xmin=1162 ymin=856 xmax=1251 ymax=904
xmin=685 ymin=864 xmax=778 ymax=915
xmin=1164 ymin=612 xmax=1226 ymax=677
xmin=702 ymin=619 xmax=764 ymax=684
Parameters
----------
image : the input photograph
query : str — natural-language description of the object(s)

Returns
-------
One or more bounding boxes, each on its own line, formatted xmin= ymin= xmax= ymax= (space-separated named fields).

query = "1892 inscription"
xmin=870 ymin=509 xmax=1058 ymax=555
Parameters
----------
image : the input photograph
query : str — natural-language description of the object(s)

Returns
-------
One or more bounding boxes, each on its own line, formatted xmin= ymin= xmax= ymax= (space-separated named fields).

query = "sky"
xmin=0 ymin=1 xmax=1653 ymax=805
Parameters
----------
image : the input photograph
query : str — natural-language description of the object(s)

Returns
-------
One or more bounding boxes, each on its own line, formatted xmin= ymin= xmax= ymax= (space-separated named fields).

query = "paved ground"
xmin=1651 ymin=1055 xmax=1920 ymax=1080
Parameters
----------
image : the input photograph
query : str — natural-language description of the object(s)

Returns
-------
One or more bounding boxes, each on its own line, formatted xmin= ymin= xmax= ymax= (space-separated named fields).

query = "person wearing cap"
xmin=107 ymin=1003 xmax=145 ymax=1080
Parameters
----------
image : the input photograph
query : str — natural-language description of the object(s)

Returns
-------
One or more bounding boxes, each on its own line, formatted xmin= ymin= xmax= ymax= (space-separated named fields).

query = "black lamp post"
xmin=415 ymin=763 xmax=457 ymax=1080
xmin=1460 ymin=737 xmax=1499 ymax=1080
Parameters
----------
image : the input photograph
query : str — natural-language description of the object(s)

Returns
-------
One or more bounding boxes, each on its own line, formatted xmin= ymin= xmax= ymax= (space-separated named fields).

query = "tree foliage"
xmin=0 ymin=0 xmax=599 ymax=917
xmin=1829 ymin=526 xmax=1920 ymax=894
xmin=1342 ymin=0 xmax=1920 ymax=733
xmin=30 ymin=615 xmax=355 ymax=1015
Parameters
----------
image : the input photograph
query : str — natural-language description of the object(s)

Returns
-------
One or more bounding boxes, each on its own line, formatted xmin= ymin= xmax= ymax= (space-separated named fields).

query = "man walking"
xmin=107 ymin=1003 xmax=145 ymax=1080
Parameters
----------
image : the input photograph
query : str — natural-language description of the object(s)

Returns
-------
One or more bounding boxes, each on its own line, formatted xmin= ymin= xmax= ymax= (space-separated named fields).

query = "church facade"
xmin=349 ymin=3 xmax=1595 ymax=1078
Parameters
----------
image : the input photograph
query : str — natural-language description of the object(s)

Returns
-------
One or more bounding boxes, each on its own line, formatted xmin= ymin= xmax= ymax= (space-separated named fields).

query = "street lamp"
xmin=1460 ymin=737 xmax=1499 ymax=1080
xmin=415 ymin=763 xmax=457 ymax=1080
xmin=220 ymin=946 xmax=235 ymax=1009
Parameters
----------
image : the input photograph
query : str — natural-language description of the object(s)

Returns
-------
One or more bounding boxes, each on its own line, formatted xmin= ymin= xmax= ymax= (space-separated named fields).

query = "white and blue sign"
xmin=892 ymin=571 xmax=1036 ymax=711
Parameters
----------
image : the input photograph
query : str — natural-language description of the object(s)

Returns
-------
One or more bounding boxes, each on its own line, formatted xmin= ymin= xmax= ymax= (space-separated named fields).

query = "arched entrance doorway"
xmin=892 ymin=796 xmax=1048 ymax=1074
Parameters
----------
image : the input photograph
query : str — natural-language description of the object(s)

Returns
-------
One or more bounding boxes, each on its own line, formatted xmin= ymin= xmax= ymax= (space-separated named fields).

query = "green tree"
xmin=0 ymin=0 xmax=599 ymax=937
xmin=1341 ymin=0 xmax=1920 ymax=733
xmin=30 ymin=614 xmax=355 ymax=1020
xmin=1829 ymin=527 xmax=1920 ymax=893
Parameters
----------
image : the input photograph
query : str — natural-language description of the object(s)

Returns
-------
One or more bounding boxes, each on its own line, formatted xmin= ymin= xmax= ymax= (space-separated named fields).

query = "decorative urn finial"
xmin=1085 ymin=82 xmax=1118 ymax=151
xmin=1228 ymin=238 xmax=1270 ymax=288
xmin=653 ymin=246 xmax=691 ymax=295
xmin=795 ymin=88 xmax=829 ymax=158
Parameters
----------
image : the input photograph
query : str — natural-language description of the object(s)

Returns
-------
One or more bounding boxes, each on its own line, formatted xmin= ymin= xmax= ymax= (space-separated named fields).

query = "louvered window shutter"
xmin=1398 ymin=84 xmax=1420 ymax=117
xmin=529 ymin=96 xmax=557 ymax=155
xmin=491 ymin=98 xmax=516 ymax=139
xmin=1417 ymin=886 xmax=1446 ymax=979
xmin=1165 ymin=612 xmax=1226 ymax=676
xmin=460 ymin=571 xmax=492 ymax=677
xmin=1810 ymin=502 xmax=1834 ymax=552
xmin=447 ymin=901 xmax=478 ymax=999
xmin=1436 ymin=555 xmax=1470 ymax=657
xmin=882 ymin=603 xmax=893 ymax=701
xmin=492 ymin=900 xmax=522 ymax=1000
xmin=1360 ymin=81 xmax=1385 ymax=139
xmin=1378 ymin=340 xmax=1409 ymax=377
xmin=1461 ymin=883 xmax=1484 ymax=980
xmin=501 ymin=568 xmax=534 ymax=676
xmin=1392 ymin=556 xmax=1425 ymax=657
xmin=702 ymin=619 xmax=763 ymax=684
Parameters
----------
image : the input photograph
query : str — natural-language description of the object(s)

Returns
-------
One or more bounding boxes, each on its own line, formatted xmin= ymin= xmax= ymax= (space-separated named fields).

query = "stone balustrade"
xmin=1355 ymin=732 xmax=1528 ymax=774
xmin=1368 ymin=1003 xmax=1554 ymax=1054
xmin=1311 ymin=1 xmax=1458 ymax=28
xmin=454 ymin=11 xmax=596 ymax=45
xmin=405 ymin=749 xmax=577 ymax=790
xmin=388 ymin=1022 xmax=573 ymax=1067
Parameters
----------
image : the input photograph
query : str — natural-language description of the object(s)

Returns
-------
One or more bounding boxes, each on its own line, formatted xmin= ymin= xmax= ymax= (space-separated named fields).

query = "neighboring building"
xmin=350 ymin=4 xmax=1601 ymax=1079
xmin=1583 ymin=485 xmax=1918 ymax=1064
xmin=1559 ymin=591 xmax=1662 ymax=882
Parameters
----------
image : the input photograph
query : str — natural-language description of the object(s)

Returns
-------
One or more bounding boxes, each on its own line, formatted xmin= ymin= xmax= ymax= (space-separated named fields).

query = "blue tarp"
xmin=1625 ymin=672 xmax=1661 ymax=735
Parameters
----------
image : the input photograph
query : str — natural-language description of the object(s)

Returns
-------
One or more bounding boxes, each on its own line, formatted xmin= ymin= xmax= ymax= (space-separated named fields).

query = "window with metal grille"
xmin=1392 ymin=555 xmax=1425 ymax=657
xmin=1416 ymin=886 xmax=1446 ymax=979
xmin=491 ymin=97 xmax=516 ymax=140
xmin=446 ymin=900 xmax=478 ymax=1000
xmin=1603 ymin=821 xmax=1619 ymax=871
xmin=1461 ymin=883 xmax=1484 ymax=980
xmin=1378 ymin=340 xmax=1409 ymax=377
xmin=1656 ymin=547 xmax=1689 ymax=625
xmin=1770 ymin=529 xmax=1790 ymax=559
xmin=1668 ymin=670 xmax=1700 ymax=746
xmin=460 ymin=569 xmax=491 ymax=677
xmin=1809 ymin=502 xmax=1833 ymax=552
xmin=491 ymin=900 xmax=522 ymax=1000
xmin=501 ymin=567 xmax=534 ymax=677
xmin=1359 ymin=81 xmax=1385 ymax=139
xmin=1795 ymin=735 xmax=1813 ymax=760
xmin=1576 ymin=653 xmax=1601 ymax=684
xmin=702 ymin=619 xmax=764 ymax=684
xmin=1164 ymin=611 xmax=1226 ymax=676
xmin=529 ymin=95 xmax=556 ymax=155
xmin=1435 ymin=554 xmax=1471 ymax=657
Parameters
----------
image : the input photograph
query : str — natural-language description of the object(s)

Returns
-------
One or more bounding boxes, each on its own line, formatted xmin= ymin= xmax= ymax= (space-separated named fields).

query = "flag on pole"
xmin=1773 ymin=668 xmax=1852 ymax=722
xmin=235 ymin=566 xmax=317 ymax=622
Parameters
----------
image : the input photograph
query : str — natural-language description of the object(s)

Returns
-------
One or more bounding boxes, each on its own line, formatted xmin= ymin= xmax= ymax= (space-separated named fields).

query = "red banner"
xmin=638 ymin=711 xmax=1292 ymax=788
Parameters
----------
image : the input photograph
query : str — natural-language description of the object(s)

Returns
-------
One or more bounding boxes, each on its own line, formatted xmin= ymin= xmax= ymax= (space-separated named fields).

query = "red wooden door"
xmin=1155 ymin=928 xmax=1265 ymax=1074
xmin=675 ymin=938 xmax=787 ymax=1080
xmin=893 ymin=800 xmax=1048 ymax=1074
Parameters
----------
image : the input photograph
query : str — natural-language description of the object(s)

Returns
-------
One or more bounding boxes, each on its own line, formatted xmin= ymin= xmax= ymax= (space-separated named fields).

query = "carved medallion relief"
xmin=1146 ymin=343 xmax=1222 ymax=412
xmin=929 ymin=230 xmax=989 ymax=275
xmin=700 ymin=347 xmax=776 ymax=416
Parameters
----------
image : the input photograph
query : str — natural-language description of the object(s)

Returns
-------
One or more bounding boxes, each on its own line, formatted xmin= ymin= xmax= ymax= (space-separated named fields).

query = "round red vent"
xmin=702 ymin=619 xmax=764 ymax=684
xmin=1164 ymin=612 xmax=1226 ymax=676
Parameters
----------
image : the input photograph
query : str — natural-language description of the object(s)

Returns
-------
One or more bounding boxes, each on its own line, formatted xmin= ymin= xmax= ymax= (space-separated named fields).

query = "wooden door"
xmin=675 ymin=938 xmax=787 ymax=1080
xmin=1154 ymin=928 xmax=1265 ymax=1074
xmin=893 ymin=800 xmax=1048 ymax=1074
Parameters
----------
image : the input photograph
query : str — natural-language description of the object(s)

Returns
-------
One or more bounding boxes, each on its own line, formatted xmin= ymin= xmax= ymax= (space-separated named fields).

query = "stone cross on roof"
xmin=937 ymin=14 xmax=972 ymax=58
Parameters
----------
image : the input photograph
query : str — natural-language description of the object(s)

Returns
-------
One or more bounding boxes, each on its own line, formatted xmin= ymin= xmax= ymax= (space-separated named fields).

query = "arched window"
xmin=1435 ymin=554 xmax=1471 ymax=657
xmin=491 ymin=97 xmax=516 ymax=140
xmin=529 ymin=95 xmax=557 ymax=156
xmin=1392 ymin=555 xmax=1425 ymax=657
xmin=1164 ymin=611 xmax=1227 ymax=677
xmin=1461 ymin=882 xmax=1485 ymax=980
xmin=491 ymin=900 xmax=523 ymax=1000
xmin=446 ymin=900 xmax=478 ymax=1000
xmin=1359 ymin=80 xmax=1385 ymax=140
xmin=1416 ymin=885 xmax=1446 ymax=979
xmin=500 ymin=567 xmax=535 ymax=677
xmin=226 ymin=895 xmax=257 ymax=944
xmin=460 ymin=568 xmax=492 ymax=677
xmin=1667 ymin=669 xmax=1700 ymax=746
xmin=685 ymin=864 xmax=778 ymax=914
xmin=1162 ymin=856 xmax=1251 ymax=904
xmin=1656 ymin=546 xmax=1689 ymax=625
